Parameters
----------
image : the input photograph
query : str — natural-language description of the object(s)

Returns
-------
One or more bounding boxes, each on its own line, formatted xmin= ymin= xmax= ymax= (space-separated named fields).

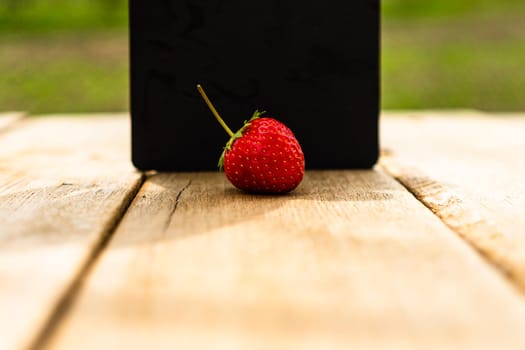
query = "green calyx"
xmin=218 ymin=109 xmax=266 ymax=170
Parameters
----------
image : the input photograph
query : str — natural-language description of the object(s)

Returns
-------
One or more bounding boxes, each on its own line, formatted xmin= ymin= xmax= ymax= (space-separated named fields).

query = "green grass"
xmin=1 ymin=0 xmax=525 ymax=113
xmin=0 ymin=32 xmax=129 ymax=113
xmin=383 ymin=0 xmax=525 ymax=19
xmin=0 ymin=0 xmax=127 ymax=34
xmin=0 ymin=0 xmax=128 ymax=113
xmin=382 ymin=11 xmax=525 ymax=111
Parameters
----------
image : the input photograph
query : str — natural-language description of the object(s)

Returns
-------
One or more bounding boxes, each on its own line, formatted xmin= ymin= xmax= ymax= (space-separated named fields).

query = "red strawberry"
xmin=197 ymin=84 xmax=305 ymax=194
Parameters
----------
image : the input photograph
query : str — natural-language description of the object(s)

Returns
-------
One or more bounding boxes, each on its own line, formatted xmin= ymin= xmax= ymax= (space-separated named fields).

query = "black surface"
xmin=130 ymin=0 xmax=380 ymax=171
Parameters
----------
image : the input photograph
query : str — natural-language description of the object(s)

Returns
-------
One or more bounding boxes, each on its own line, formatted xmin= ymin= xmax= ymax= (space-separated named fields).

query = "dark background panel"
xmin=131 ymin=0 xmax=379 ymax=171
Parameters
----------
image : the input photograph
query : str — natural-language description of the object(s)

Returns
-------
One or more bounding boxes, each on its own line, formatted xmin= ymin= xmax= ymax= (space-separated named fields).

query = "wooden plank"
xmin=381 ymin=112 xmax=525 ymax=291
xmin=0 ymin=111 xmax=24 ymax=132
xmin=0 ymin=114 xmax=143 ymax=350
xmin=46 ymin=171 xmax=525 ymax=350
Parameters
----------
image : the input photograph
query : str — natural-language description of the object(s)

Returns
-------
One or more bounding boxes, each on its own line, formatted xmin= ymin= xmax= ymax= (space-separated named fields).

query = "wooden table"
xmin=1 ymin=111 xmax=525 ymax=350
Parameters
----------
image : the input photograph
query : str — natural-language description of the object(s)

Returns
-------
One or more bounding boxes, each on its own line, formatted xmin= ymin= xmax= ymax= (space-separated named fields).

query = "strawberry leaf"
xmin=218 ymin=109 xmax=266 ymax=170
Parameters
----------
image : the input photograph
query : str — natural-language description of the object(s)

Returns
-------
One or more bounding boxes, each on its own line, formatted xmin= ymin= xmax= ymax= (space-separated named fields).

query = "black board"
xmin=130 ymin=0 xmax=380 ymax=171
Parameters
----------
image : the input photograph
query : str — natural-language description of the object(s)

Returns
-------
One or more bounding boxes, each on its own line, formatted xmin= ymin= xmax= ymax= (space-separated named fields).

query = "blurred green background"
xmin=1 ymin=0 xmax=524 ymax=114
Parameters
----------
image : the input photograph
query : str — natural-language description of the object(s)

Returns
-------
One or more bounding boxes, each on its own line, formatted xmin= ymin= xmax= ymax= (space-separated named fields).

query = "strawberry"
xmin=220 ymin=111 xmax=305 ymax=193
xmin=197 ymin=84 xmax=305 ymax=193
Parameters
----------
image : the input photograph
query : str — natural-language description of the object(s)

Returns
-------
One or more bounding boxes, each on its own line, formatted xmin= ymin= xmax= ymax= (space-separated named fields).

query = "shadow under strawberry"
xmin=109 ymin=169 xmax=399 ymax=248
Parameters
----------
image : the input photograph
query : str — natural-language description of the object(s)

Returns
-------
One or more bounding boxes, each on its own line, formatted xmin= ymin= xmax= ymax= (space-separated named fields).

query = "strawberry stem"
xmin=197 ymin=84 xmax=234 ymax=137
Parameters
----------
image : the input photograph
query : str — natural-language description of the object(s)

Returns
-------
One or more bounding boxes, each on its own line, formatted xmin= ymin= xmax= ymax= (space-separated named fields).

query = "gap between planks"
xmin=380 ymin=155 xmax=525 ymax=294
xmin=28 ymin=173 xmax=145 ymax=350
xmin=0 ymin=115 xmax=144 ymax=350
xmin=380 ymin=111 xmax=525 ymax=295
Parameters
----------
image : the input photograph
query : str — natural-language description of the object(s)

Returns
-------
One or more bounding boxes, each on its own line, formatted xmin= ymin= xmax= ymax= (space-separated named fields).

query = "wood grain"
xmin=0 ymin=111 xmax=24 ymax=131
xmin=47 ymin=171 xmax=525 ymax=350
xmin=381 ymin=112 xmax=525 ymax=291
xmin=0 ymin=115 xmax=143 ymax=350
